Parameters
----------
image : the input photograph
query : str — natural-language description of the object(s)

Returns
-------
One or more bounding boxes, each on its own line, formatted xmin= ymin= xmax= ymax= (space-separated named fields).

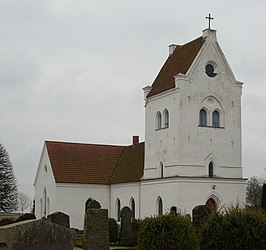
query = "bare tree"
xmin=17 ymin=192 xmax=31 ymax=213
xmin=0 ymin=143 xmax=18 ymax=212
xmin=246 ymin=176 xmax=264 ymax=209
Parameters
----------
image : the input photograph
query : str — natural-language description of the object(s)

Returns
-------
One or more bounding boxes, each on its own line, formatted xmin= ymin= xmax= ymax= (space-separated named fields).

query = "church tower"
xmin=143 ymin=28 xmax=243 ymax=182
xmin=139 ymin=28 xmax=246 ymax=215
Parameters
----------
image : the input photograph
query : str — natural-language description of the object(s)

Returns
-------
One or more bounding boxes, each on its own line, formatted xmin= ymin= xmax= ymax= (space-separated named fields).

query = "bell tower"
xmin=143 ymin=29 xmax=243 ymax=181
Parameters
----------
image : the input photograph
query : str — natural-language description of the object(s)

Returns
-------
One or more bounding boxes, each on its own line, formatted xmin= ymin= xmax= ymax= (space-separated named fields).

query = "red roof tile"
xmin=109 ymin=142 xmax=144 ymax=184
xmin=147 ymin=36 xmax=206 ymax=98
xmin=45 ymin=141 xmax=144 ymax=185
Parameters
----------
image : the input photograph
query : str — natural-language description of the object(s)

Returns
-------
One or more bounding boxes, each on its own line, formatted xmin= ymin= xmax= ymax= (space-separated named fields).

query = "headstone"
xmin=0 ymin=217 xmax=75 ymax=250
xmin=186 ymin=214 xmax=192 ymax=221
xmin=86 ymin=199 xmax=101 ymax=210
xmin=47 ymin=211 xmax=70 ymax=228
xmin=119 ymin=206 xmax=135 ymax=246
xmin=170 ymin=206 xmax=177 ymax=216
xmin=83 ymin=199 xmax=109 ymax=250
xmin=192 ymin=204 xmax=211 ymax=228
xmin=85 ymin=198 xmax=93 ymax=210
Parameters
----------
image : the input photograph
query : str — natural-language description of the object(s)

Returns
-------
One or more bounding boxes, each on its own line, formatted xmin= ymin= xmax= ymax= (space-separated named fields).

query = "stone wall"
xmin=0 ymin=218 xmax=75 ymax=250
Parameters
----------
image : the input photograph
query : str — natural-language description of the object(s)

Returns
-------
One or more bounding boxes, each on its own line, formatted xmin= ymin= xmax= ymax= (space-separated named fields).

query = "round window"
xmin=205 ymin=63 xmax=217 ymax=77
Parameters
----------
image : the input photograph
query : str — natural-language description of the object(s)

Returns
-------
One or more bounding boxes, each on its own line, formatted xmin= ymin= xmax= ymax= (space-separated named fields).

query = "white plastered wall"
xmin=34 ymin=144 xmax=56 ymax=219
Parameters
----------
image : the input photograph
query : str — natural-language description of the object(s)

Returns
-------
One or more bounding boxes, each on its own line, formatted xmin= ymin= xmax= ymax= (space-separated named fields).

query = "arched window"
xmin=209 ymin=162 xmax=214 ymax=178
xmin=163 ymin=109 xmax=169 ymax=128
xmin=130 ymin=198 xmax=135 ymax=220
xmin=47 ymin=197 xmax=50 ymax=215
xmin=160 ymin=162 xmax=163 ymax=178
xmin=157 ymin=196 xmax=163 ymax=215
xmin=212 ymin=110 xmax=220 ymax=127
xmin=156 ymin=112 xmax=162 ymax=130
xmin=43 ymin=188 xmax=47 ymax=217
xmin=40 ymin=198 xmax=43 ymax=218
xmin=116 ymin=198 xmax=121 ymax=221
xmin=199 ymin=109 xmax=207 ymax=126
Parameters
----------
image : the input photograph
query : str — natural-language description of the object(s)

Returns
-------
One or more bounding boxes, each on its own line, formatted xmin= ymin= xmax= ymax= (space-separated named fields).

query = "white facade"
xmin=34 ymin=29 xmax=246 ymax=230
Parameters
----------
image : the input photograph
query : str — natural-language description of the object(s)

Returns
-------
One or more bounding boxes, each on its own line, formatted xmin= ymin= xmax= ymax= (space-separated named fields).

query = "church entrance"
xmin=206 ymin=198 xmax=216 ymax=210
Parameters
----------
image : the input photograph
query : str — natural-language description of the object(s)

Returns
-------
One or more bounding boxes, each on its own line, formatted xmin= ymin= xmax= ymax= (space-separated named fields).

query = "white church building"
xmin=34 ymin=28 xmax=246 ymax=229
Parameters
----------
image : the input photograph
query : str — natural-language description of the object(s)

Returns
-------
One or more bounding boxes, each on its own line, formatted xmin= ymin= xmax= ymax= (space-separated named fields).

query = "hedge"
xmin=200 ymin=207 xmax=266 ymax=250
xmin=137 ymin=214 xmax=199 ymax=250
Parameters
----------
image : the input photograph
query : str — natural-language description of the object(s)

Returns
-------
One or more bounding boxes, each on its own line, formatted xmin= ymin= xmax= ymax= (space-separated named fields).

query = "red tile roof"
xmin=45 ymin=141 xmax=144 ymax=185
xmin=147 ymin=36 xmax=206 ymax=98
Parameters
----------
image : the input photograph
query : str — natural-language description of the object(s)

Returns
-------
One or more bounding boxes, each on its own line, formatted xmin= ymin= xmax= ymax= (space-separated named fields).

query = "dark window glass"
xmin=131 ymin=198 xmax=135 ymax=220
xmin=212 ymin=111 xmax=220 ymax=127
xmin=156 ymin=112 xmax=162 ymax=130
xmin=117 ymin=199 xmax=121 ymax=221
xmin=164 ymin=110 xmax=169 ymax=128
xmin=206 ymin=64 xmax=217 ymax=77
xmin=209 ymin=162 xmax=214 ymax=178
xmin=158 ymin=197 xmax=163 ymax=215
xmin=199 ymin=109 xmax=207 ymax=126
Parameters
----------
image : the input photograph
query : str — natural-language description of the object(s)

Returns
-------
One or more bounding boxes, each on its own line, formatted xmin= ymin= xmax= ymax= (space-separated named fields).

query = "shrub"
xmin=131 ymin=219 xmax=141 ymax=245
xmin=15 ymin=213 xmax=36 ymax=222
xmin=200 ymin=207 xmax=266 ymax=250
xmin=137 ymin=214 xmax=199 ymax=250
xmin=108 ymin=218 xmax=118 ymax=243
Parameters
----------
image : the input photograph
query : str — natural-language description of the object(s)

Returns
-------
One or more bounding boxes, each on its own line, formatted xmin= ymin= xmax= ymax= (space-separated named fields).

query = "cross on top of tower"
xmin=206 ymin=14 xmax=214 ymax=29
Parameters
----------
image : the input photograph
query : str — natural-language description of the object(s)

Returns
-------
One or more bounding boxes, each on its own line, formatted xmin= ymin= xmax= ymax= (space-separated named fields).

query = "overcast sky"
xmin=1 ymin=0 xmax=266 ymax=198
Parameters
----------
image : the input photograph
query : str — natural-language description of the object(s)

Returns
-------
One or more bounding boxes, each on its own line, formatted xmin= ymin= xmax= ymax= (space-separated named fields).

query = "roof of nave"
xmin=45 ymin=140 xmax=144 ymax=185
xmin=147 ymin=36 xmax=206 ymax=98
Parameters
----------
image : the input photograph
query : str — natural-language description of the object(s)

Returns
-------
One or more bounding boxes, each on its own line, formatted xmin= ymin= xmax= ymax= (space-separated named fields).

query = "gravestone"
xmin=86 ymin=199 xmax=101 ymax=210
xmin=170 ymin=206 xmax=177 ymax=216
xmin=186 ymin=213 xmax=192 ymax=221
xmin=83 ymin=199 xmax=109 ymax=250
xmin=85 ymin=198 xmax=93 ymax=210
xmin=192 ymin=204 xmax=211 ymax=228
xmin=119 ymin=206 xmax=135 ymax=246
xmin=0 ymin=217 xmax=75 ymax=250
xmin=47 ymin=211 xmax=70 ymax=228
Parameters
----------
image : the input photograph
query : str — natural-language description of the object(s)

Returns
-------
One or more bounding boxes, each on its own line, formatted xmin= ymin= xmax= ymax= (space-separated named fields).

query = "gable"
xmin=45 ymin=140 xmax=144 ymax=185
xmin=147 ymin=36 xmax=206 ymax=98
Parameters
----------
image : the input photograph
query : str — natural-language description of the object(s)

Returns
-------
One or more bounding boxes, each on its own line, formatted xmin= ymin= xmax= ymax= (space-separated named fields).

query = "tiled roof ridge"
xmin=45 ymin=140 xmax=127 ymax=148
xmin=45 ymin=140 xmax=145 ymax=148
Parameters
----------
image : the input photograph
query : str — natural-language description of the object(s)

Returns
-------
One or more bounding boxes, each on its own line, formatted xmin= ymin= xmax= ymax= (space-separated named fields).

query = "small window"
xmin=205 ymin=64 xmax=217 ymax=77
xmin=209 ymin=162 xmax=214 ymax=178
xmin=40 ymin=198 xmax=43 ymax=218
xmin=157 ymin=197 xmax=163 ymax=216
xmin=199 ymin=109 xmax=207 ymax=126
xmin=163 ymin=109 xmax=169 ymax=128
xmin=43 ymin=188 xmax=47 ymax=217
xmin=116 ymin=198 xmax=121 ymax=221
xmin=130 ymin=198 xmax=135 ymax=220
xmin=47 ymin=198 xmax=50 ymax=215
xmin=160 ymin=162 xmax=163 ymax=178
xmin=212 ymin=111 xmax=220 ymax=127
xmin=156 ymin=112 xmax=162 ymax=130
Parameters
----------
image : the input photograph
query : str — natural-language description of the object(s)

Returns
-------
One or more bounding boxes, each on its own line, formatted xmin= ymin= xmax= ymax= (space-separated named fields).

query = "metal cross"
xmin=206 ymin=14 xmax=214 ymax=29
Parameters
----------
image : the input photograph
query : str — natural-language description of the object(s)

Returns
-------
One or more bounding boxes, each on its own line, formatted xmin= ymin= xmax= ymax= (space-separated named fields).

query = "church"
xmin=34 ymin=27 xmax=246 ymax=229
